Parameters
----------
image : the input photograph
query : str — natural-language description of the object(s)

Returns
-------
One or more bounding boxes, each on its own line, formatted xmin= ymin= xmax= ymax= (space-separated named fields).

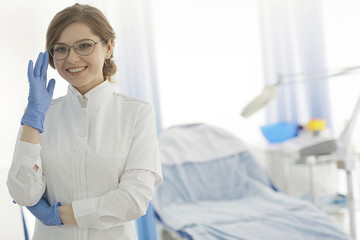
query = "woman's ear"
xmin=106 ymin=39 xmax=114 ymax=58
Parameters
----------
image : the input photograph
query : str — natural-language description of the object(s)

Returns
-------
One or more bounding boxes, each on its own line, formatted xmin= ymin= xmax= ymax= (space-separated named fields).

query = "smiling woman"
xmin=45 ymin=3 xmax=116 ymax=95
xmin=6 ymin=3 xmax=163 ymax=240
xmin=48 ymin=22 xmax=114 ymax=95
xmin=1 ymin=1 xmax=266 ymax=238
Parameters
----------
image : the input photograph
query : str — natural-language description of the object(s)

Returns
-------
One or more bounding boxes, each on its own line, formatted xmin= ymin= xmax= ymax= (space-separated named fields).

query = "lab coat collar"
xmin=67 ymin=80 xmax=113 ymax=109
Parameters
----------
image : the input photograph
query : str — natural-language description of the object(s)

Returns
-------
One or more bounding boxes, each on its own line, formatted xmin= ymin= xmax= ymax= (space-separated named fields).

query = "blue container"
xmin=260 ymin=122 xmax=298 ymax=143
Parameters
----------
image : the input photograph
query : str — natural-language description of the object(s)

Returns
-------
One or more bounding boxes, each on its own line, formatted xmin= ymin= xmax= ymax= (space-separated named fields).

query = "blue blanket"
xmin=152 ymin=124 xmax=350 ymax=240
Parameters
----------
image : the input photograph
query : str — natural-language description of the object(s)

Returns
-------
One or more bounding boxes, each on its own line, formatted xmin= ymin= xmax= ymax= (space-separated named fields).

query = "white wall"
xmin=151 ymin=0 xmax=266 ymax=143
xmin=1 ymin=0 xmax=73 ymax=167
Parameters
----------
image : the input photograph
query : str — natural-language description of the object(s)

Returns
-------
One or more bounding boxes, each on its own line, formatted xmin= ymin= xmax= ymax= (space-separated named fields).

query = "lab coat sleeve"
xmin=7 ymin=127 xmax=46 ymax=206
xmin=123 ymin=103 xmax=163 ymax=186
xmin=72 ymin=169 xmax=156 ymax=230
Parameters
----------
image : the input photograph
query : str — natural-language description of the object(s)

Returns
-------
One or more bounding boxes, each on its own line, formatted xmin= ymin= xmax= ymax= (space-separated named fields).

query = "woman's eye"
xmin=54 ymin=46 xmax=67 ymax=53
xmin=78 ymin=43 xmax=93 ymax=49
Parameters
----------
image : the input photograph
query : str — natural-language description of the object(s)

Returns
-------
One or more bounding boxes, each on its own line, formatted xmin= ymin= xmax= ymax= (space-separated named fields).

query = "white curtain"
xmin=258 ymin=0 xmax=332 ymax=126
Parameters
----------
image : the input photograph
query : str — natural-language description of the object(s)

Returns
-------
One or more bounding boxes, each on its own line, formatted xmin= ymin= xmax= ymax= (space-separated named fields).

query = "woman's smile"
xmin=53 ymin=22 xmax=111 ymax=95
xmin=66 ymin=66 xmax=88 ymax=75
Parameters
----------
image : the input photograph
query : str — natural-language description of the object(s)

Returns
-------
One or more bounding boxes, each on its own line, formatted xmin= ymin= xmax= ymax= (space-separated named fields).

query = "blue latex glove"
xmin=21 ymin=52 xmax=55 ymax=133
xmin=26 ymin=197 xmax=63 ymax=226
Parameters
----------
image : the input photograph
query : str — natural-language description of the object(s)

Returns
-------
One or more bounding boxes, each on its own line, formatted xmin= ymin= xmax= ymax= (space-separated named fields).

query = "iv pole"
xmin=241 ymin=66 xmax=360 ymax=239
xmin=337 ymin=92 xmax=360 ymax=240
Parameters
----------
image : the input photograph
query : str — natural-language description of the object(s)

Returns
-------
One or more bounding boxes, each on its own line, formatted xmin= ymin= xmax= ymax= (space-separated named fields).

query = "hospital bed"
xmin=152 ymin=123 xmax=350 ymax=240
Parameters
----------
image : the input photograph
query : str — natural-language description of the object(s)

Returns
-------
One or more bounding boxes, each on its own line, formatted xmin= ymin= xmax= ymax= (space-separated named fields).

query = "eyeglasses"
xmin=49 ymin=39 xmax=105 ymax=60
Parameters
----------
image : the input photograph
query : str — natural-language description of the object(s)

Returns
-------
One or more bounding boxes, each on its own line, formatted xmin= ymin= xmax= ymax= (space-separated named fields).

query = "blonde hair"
xmin=46 ymin=3 xmax=117 ymax=81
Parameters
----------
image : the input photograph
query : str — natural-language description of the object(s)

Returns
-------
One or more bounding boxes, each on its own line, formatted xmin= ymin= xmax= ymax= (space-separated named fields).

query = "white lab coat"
xmin=7 ymin=80 xmax=163 ymax=240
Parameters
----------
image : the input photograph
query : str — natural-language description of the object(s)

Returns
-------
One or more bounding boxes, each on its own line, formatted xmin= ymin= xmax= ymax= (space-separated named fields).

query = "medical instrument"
xmin=21 ymin=52 xmax=55 ymax=133
xmin=282 ymin=132 xmax=337 ymax=159
xmin=241 ymin=65 xmax=360 ymax=118
xmin=26 ymin=197 xmax=62 ymax=226
xmin=240 ymin=66 xmax=360 ymax=239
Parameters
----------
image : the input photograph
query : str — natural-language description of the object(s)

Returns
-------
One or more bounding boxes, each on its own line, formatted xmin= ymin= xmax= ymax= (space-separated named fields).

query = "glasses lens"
xmin=51 ymin=44 xmax=69 ymax=60
xmin=75 ymin=40 xmax=95 ymax=56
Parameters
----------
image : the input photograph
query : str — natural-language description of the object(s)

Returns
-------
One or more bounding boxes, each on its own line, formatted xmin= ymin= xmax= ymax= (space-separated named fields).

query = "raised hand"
xmin=21 ymin=52 xmax=56 ymax=133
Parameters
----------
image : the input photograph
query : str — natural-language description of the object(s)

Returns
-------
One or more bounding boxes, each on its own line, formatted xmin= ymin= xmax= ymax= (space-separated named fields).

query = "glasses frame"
xmin=49 ymin=39 xmax=106 ymax=60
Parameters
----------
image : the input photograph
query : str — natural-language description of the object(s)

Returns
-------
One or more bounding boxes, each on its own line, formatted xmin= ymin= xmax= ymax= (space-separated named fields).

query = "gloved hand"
xmin=26 ymin=197 xmax=63 ymax=226
xmin=21 ymin=52 xmax=55 ymax=133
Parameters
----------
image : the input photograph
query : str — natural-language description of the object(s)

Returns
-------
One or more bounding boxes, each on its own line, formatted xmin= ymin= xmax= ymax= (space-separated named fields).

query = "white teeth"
xmin=68 ymin=67 xmax=86 ymax=73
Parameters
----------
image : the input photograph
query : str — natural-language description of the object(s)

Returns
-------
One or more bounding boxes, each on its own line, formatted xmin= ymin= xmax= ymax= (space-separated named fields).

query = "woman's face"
xmin=53 ymin=22 xmax=113 ymax=95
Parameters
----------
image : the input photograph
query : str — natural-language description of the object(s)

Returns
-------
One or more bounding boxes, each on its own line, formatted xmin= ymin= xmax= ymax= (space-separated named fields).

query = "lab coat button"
xmin=79 ymin=133 xmax=85 ymax=137
xmin=75 ymin=149 xmax=81 ymax=154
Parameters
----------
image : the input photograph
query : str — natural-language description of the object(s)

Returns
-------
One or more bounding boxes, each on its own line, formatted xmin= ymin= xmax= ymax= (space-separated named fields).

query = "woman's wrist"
xmin=58 ymin=204 xmax=77 ymax=225
xmin=20 ymin=124 xmax=40 ymax=144
xmin=20 ymin=124 xmax=41 ymax=171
